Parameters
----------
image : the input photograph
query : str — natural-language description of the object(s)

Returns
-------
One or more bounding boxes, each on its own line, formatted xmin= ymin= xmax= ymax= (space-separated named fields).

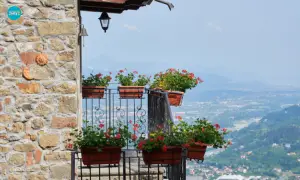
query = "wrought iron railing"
xmin=82 ymin=88 xmax=148 ymax=148
xmin=71 ymin=88 xmax=186 ymax=180
xmin=81 ymin=88 xmax=174 ymax=147
xmin=71 ymin=149 xmax=187 ymax=180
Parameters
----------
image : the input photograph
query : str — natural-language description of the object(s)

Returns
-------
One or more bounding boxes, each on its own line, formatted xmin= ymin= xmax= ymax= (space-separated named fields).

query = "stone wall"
xmin=0 ymin=0 xmax=80 ymax=179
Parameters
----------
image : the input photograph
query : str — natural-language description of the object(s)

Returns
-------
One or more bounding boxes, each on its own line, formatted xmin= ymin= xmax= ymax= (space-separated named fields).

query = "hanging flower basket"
xmin=82 ymin=86 xmax=106 ymax=99
xmin=167 ymin=91 xmax=184 ymax=106
xmin=118 ymin=86 xmax=144 ymax=99
xmin=81 ymin=146 xmax=122 ymax=165
xmin=187 ymin=145 xmax=208 ymax=160
xmin=142 ymin=146 xmax=182 ymax=165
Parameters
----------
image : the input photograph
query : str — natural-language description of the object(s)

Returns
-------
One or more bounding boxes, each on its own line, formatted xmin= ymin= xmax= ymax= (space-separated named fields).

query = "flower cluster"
xmin=151 ymin=68 xmax=203 ymax=93
xmin=135 ymin=120 xmax=190 ymax=152
xmin=115 ymin=69 xmax=151 ymax=86
xmin=136 ymin=125 xmax=170 ymax=152
xmin=82 ymin=73 xmax=112 ymax=86
xmin=128 ymin=120 xmax=140 ymax=141
xmin=134 ymin=117 xmax=231 ymax=152
xmin=182 ymin=118 xmax=231 ymax=148
xmin=71 ymin=120 xmax=131 ymax=151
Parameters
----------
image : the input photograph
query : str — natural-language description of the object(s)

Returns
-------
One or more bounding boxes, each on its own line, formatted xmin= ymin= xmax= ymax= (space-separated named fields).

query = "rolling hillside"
xmin=207 ymin=105 xmax=300 ymax=177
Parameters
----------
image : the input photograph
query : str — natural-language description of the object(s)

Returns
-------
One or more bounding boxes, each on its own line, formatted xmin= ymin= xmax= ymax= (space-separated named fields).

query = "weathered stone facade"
xmin=0 ymin=0 xmax=80 ymax=179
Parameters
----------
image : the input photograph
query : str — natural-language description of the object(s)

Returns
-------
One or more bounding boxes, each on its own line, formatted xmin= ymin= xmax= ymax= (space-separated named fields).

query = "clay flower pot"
xmin=118 ymin=86 xmax=144 ymax=99
xmin=187 ymin=145 xmax=208 ymax=160
xmin=167 ymin=91 xmax=184 ymax=106
xmin=82 ymin=86 xmax=106 ymax=99
xmin=81 ymin=147 xmax=122 ymax=165
xmin=142 ymin=146 xmax=182 ymax=165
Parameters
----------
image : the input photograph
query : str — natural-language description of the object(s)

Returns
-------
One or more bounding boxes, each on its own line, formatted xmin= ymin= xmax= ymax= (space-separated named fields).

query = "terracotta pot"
xmin=82 ymin=86 xmax=105 ymax=98
xmin=187 ymin=145 xmax=207 ymax=160
xmin=118 ymin=86 xmax=144 ymax=99
xmin=142 ymin=146 xmax=182 ymax=165
xmin=81 ymin=147 xmax=121 ymax=165
xmin=167 ymin=91 xmax=184 ymax=106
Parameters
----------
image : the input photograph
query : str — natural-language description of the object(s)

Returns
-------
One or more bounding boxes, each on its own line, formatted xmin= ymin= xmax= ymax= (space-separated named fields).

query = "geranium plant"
xmin=151 ymin=68 xmax=203 ymax=92
xmin=135 ymin=122 xmax=188 ymax=152
xmin=82 ymin=73 xmax=112 ymax=86
xmin=115 ymin=69 xmax=150 ymax=86
xmin=187 ymin=118 xmax=231 ymax=148
xmin=71 ymin=120 xmax=131 ymax=151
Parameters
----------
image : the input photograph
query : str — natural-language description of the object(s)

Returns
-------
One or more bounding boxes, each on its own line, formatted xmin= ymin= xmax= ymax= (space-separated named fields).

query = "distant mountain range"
xmin=183 ymin=73 xmax=300 ymax=101
xmin=82 ymin=63 xmax=300 ymax=101
xmin=207 ymin=105 xmax=300 ymax=177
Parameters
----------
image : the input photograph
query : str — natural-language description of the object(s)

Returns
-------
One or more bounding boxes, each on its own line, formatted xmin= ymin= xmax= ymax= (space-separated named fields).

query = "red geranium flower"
xmin=96 ymin=73 xmax=102 ymax=78
xmin=197 ymin=77 xmax=204 ymax=83
xmin=131 ymin=134 xmax=137 ymax=141
xmin=66 ymin=143 xmax=73 ymax=149
xmin=99 ymin=123 xmax=104 ymax=129
xmin=137 ymin=140 xmax=145 ymax=150
xmin=156 ymin=124 xmax=164 ymax=129
xmin=115 ymin=133 xmax=121 ymax=139
xmin=133 ymin=124 xmax=139 ymax=131
xmin=183 ymin=144 xmax=190 ymax=148
xmin=176 ymin=116 xmax=183 ymax=121
xmin=222 ymin=128 xmax=227 ymax=132
xmin=162 ymin=145 xmax=168 ymax=152
xmin=157 ymin=135 xmax=164 ymax=141
xmin=214 ymin=124 xmax=220 ymax=130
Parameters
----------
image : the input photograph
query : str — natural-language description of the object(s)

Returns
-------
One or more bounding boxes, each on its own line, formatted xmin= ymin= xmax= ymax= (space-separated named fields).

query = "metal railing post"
xmin=123 ymin=151 xmax=126 ymax=180
xmin=108 ymin=89 xmax=112 ymax=128
xmin=71 ymin=151 xmax=76 ymax=180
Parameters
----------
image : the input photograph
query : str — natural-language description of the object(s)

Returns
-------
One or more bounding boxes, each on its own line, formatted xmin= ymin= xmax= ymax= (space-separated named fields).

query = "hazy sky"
xmin=81 ymin=0 xmax=300 ymax=87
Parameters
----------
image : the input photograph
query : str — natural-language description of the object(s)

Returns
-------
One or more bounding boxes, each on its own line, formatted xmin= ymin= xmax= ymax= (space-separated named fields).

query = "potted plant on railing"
xmin=82 ymin=73 xmax=112 ymax=98
xmin=115 ymin=69 xmax=150 ymax=99
xmin=71 ymin=121 xmax=131 ymax=165
xmin=135 ymin=123 xmax=188 ymax=165
xmin=184 ymin=118 xmax=231 ymax=161
xmin=150 ymin=68 xmax=203 ymax=106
